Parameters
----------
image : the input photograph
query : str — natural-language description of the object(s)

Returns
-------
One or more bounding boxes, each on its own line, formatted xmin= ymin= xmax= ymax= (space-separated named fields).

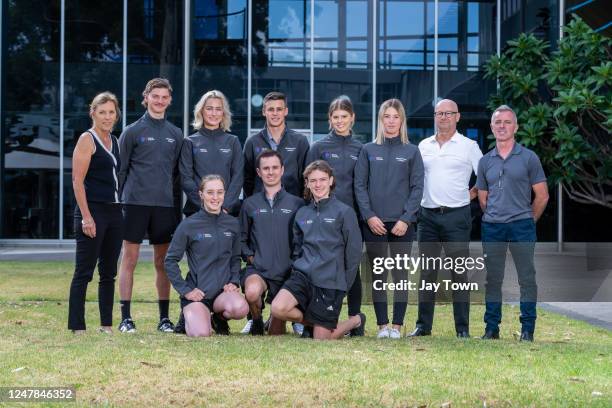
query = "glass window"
xmin=313 ymin=0 xmax=373 ymax=143
xmin=251 ymin=0 xmax=311 ymax=133
xmin=2 ymin=1 xmax=61 ymax=238
xmin=62 ymin=0 xmax=124 ymax=239
xmin=191 ymin=0 xmax=248 ymax=141
xmin=126 ymin=0 xmax=184 ymax=128
xmin=378 ymin=0 xmax=434 ymax=138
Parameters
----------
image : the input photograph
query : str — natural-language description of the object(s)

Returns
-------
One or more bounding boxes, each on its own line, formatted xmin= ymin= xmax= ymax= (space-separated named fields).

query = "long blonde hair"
xmin=192 ymin=90 xmax=232 ymax=131
xmin=375 ymin=98 xmax=409 ymax=144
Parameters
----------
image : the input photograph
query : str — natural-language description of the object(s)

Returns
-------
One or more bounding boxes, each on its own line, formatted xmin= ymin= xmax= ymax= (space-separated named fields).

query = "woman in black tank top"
xmin=68 ymin=92 xmax=124 ymax=333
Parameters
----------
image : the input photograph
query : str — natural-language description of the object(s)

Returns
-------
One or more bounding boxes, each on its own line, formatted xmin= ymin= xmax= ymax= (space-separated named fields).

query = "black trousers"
xmin=416 ymin=205 xmax=471 ymax=333
xmin=68 ymin=202 xmax=123 ymax=330
xmin=363 ymin=221 xmax=414 ymax=326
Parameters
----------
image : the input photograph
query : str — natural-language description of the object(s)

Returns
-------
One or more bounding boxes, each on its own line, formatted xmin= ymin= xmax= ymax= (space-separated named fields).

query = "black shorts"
xmin=123 ymin=205 xmax=179 ymax=244
xmin=281 ymin=270 xmax=345 ymax=330
xmin=180 ymin=292 xmax=221 ymax=313
xmin=241 ymin=266 xmax=284 ymax=306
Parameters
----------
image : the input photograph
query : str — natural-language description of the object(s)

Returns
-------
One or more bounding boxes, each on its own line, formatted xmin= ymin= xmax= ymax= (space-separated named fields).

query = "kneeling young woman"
xmin=165 ymin=175 xmax=248 ymax=337
xmin=271 ymin=160 xmax=366 ymax=339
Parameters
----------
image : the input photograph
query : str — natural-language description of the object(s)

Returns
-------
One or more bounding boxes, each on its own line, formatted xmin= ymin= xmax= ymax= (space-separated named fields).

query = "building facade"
xmin=1 ymin=0 xmax=609 ymax=241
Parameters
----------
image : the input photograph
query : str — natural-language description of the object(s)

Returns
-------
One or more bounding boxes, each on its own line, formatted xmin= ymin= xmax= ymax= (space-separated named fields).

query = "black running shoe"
xmin=250 ymin=317 xmax=265 ymax=335
xmin=211 ymin=313 xmax=230 ymax=335
xmin=118 ymin=318 xmax=136 ymax=333
xmin=157 ymin=318 xmax=175 ymax=333
xmin=174 ymin=312 xmax=186 ymax=334
xmin=300 ymin=325 xmax=314 ymax=339
xmin=350 ymin=313 xmax=366 ymax=337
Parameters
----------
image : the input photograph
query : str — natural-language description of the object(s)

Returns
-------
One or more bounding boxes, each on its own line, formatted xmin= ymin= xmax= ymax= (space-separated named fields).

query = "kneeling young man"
xmin=240 ymin=150 xmax=304 ymax=335
xmin=164 ymin=175 xmax=248 ymax=337
xmin=271 ymin=160 xmax=365 ymax=339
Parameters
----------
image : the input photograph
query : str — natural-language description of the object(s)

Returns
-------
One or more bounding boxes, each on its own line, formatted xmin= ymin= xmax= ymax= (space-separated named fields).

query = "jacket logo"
xmin=258 ymin=208 xmax=269 ymax=214
xmin=196 ymin=148 xmax=208 ymax=153
xmin=284 ymin=147 xmax=296 ymax=152
xmin=219 ymin=148 xmax=231 ymax=153
xmin=193 ymin=232 xmax=212 ymax=240
xmin=395 ymin=157 xmax=407 ymax=162
xmin=323 ymin=152 xmax=340 ymax=159
xmin=298 ymin=219 xmax=313 ymax=226
xmin=350 ymin=155 xmax=358 ymax=160
xmin=165 ymin=138 xmax=175 ymax=143
xmin=326 ymin=305 xmax=334 ymax=311
xmin=323 ymin=218 xmax=336 ymax=223
xmin=280 ymin=209 xmax=292 ymax=214
xmin=369 ymin=155 xmax=383 ymax=161
xmin=139 ymin=136 xmax=155 ymax=143
xmin=223 ymin=231 xmax=233 ymax=237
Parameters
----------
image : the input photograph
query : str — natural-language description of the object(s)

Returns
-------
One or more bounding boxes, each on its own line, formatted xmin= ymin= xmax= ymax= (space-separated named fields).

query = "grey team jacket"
xmin=243 ymin=128 xmax=310 ymax=198
xmin=292 ymin=196 xmax=362 ymax=292
xmin=180 ymin=127 xmax=244 ymax=214
xmin=164 ymin=210 xmax=241 ymax=299
xmin=306 ymin=131 xmax=363 ymax=211
xmin=118 ymin=112 xmax=183 ymax=207
xmin=240 ymin=189 xmax=305 ymax=282
xmin=354 ymin=136 xmax=424 ymax=223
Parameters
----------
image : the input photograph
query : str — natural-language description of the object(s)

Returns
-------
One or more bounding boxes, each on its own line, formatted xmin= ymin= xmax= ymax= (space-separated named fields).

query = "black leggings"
xmin=363 ymin=221 xmax=414 ymax=326
xmin=68 ymin=202 xmax=123 ymax=330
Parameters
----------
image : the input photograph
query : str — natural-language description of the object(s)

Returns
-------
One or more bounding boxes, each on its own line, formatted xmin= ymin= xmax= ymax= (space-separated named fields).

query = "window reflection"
xmin=313 ymin=0 xmax=373 ymax=143
xmin=191 ymin=0 xmax=248 ymax=140
xmin=62 ymin=0 xmax=123 ymax=238
xmin=251 ymin=0 xmax=310 ymax=131
xmin=2 ymin=1 xmax=61 ymax=238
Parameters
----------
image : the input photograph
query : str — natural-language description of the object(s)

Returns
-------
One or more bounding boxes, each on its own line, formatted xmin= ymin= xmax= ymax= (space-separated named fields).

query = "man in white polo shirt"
xmin=408 ymin=99 xmax=482 ymax=338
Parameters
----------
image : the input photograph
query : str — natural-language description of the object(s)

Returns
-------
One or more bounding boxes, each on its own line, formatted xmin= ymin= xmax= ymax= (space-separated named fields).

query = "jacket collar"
xmin=198 ymin=127 xmax=225 ymax=137
xmin=143 ymin=111 xmax=166 ymax=127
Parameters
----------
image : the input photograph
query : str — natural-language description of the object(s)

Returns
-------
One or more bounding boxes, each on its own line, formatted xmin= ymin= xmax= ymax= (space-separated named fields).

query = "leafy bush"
xmin=484 ymin=16 xmax=611 ymax=208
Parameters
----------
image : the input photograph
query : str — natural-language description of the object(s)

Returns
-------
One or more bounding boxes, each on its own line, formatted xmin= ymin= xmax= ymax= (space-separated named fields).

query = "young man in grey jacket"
xmin=271 ymin=160 xmax=366 ymax=340
xmin=240 ymin=150 xmax=304 ymax=335
xmin=117 ymin=78 xmax=183 ymax=333
xmin=243 ymin=92 xmax=310 ymax=198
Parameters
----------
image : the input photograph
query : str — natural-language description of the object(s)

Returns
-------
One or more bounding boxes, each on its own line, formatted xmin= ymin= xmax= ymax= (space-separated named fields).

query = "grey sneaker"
xmin=157 ymin=318 xmax=175 ymax=333
xmin=118 ymin=318 xmax=136 ymax=333
xmin=292 ymin=322 xmax=304 ymax=336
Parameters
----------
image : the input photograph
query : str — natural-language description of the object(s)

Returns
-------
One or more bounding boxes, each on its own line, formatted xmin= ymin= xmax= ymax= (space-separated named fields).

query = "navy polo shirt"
xmin=476 ymin=143 xmax=546 ymax=223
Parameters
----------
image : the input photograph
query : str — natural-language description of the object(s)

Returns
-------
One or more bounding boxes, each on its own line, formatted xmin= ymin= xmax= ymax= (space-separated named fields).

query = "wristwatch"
xmin=81 ymin=219 xmax=93 ymax=226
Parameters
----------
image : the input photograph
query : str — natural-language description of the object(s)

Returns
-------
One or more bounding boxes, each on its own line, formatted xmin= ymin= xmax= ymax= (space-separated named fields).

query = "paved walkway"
xmin=1 ymin=242 xmax=610 ymax=330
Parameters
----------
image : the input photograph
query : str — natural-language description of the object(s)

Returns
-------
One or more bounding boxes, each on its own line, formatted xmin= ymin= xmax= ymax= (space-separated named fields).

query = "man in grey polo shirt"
xmin=408 ymin=99 xmax=482 ymax=338
xmin=476 ymin=105 xmax=549 ymax=342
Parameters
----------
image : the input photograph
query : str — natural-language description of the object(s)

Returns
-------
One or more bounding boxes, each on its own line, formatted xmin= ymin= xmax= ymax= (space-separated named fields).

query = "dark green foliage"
xmin=485 ymin=16 xmax=612 ymax=208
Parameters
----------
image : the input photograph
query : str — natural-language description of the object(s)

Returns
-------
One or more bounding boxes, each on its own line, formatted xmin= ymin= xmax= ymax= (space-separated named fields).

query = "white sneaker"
xmin=377 ymin=327 xmax=390 ymax=339
xmin=389 ymin=328 xmax=401 ymax=339
xmin=240 ymin=320 xmax=253 ymax=334
xmin=292 ymin=322 xmax=304 ymax=336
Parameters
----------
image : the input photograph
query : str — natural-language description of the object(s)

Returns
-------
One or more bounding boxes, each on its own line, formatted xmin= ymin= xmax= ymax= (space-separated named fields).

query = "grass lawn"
xmin=0 ymin=261 xmax=610 ymax=407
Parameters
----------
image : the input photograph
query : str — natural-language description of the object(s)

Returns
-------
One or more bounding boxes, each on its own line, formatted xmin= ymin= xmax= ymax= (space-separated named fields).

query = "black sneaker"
xmin=157 ymin=318 xmax=175 ymax=333
xmin=211 ymin=313 xmax=230 ymax=335
xmin=250 ymin=317 xmax=265 ymax=335
xmin=300 ymin=325 xmax=314 ymax=339
xmin=350 ymin=313 xmax=366 ymax=337
xmin=118 ymin=318 xmax=136 ymax=333
xmin=174 ymin=312 xmax=186 ymax=334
